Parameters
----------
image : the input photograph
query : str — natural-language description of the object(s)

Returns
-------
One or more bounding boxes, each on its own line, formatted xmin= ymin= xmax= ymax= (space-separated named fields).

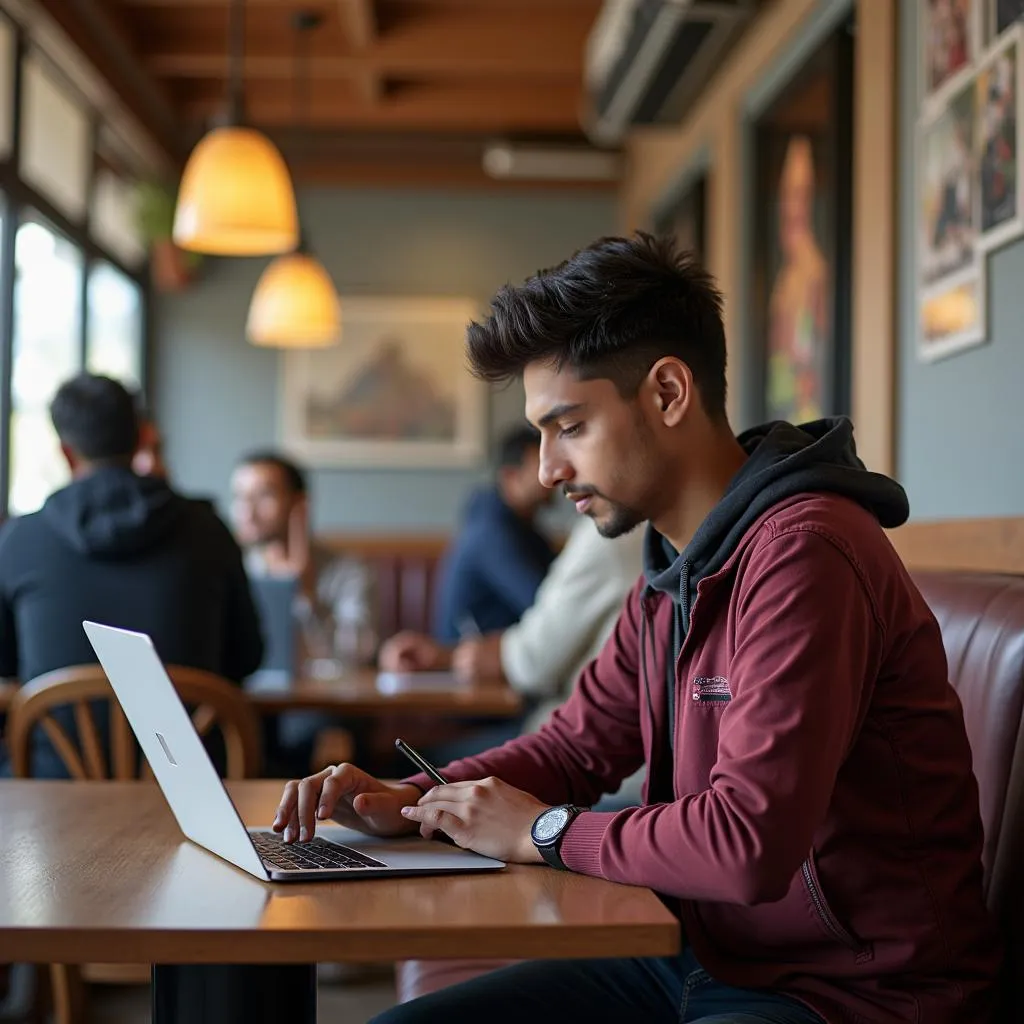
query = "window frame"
xmin=0 ymin=12 xmax=151 ymax=518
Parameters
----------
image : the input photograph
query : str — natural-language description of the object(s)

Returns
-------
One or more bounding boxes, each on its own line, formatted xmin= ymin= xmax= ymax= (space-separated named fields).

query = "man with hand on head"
xmin=231 ymin=451 xmax=376 ymax=665
xmin=274 ymin=233 xmax=998 ymax=1024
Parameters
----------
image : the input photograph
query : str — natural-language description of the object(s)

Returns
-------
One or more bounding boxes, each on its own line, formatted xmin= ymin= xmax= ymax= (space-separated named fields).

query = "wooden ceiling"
xmin=40 ymin=0 xmax=610 ymax=189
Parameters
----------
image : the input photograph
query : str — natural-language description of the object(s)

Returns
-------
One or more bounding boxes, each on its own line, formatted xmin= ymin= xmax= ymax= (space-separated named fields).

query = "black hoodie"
xmin=0 ymin=467 xmax=263 ymax=775
xmin=642 ymin=418 xmax=910 ymax=795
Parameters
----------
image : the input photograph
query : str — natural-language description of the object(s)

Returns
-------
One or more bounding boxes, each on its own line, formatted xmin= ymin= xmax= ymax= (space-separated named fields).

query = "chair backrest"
xmin=912 ymin=570 xmax=1024 ymax=1019
xmin=319 ymin=533 xmax=449 ymax=637
xmin=6 ymin=664 xmax=261 ymax=780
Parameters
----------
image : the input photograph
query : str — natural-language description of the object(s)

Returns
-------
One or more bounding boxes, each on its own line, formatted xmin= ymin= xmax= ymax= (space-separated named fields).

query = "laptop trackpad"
xmin=312 ymin=825 xmax=505 ymax=870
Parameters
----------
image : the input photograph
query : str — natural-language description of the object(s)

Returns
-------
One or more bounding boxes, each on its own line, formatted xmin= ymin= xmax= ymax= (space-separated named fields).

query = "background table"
xmin=247 ymin=668 xmax=523 ymax=717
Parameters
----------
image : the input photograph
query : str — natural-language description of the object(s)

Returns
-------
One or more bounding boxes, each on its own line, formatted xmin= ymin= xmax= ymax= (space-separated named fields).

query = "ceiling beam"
xmin=183 ymin=81 xmax=584 ymax=133
xmin=337 ymin=0 xmax=379 ymax=102
xmin=338 ymin=0 xmax=375 ymax=48
xmin=36 ymin=0 xmax=181 ymax=164
xmin=144 ymin=7 xmax=589 ymax=81
xmin=147 ymin=51 xmax=582 ymax=80
xmin=118 ymin=0 xmax=598 ymax=7
xmin=135 ymin=5 xmax=591 ymax=74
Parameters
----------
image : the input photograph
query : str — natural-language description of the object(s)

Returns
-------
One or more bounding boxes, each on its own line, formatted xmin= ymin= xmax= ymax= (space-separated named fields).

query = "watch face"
xmin=534 ymin=806 xmax=571 ymax=842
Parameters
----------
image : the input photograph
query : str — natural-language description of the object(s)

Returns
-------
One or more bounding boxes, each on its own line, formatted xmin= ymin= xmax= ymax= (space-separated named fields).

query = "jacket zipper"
xmin=801 ymin=859 xmax=874 ymax=963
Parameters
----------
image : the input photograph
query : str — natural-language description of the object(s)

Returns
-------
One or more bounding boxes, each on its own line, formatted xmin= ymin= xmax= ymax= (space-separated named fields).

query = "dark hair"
xmin=495 ymin=424 xmax=541 ymax=469
xmin=50 ymin=373 xmax=139 ymax=461
xmin=237 ymin=451 xmax=307 ymax=495
xmin=467 ymin=232 xmax=727 ymax=419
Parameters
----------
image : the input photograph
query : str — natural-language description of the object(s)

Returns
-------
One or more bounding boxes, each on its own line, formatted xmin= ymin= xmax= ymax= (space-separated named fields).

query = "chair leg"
xmin=49 ymin=964 xmax=87 ymax=1024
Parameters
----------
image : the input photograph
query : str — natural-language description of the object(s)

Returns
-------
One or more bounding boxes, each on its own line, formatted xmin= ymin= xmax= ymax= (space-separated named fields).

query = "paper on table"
xmin=375 ymin=671 xmax=470 ymax=694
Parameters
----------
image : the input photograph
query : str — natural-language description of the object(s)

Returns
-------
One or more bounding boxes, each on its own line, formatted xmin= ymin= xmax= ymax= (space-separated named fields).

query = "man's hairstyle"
xmin=467 ymin=232 xmax=727 ymax=419
xmin=495 ymin=424 xmax=541 ymax=469
xmin=237 ymin=451 xmax=307 ymax=495
xmin=50 ymin=373 xmax=139 ymax=461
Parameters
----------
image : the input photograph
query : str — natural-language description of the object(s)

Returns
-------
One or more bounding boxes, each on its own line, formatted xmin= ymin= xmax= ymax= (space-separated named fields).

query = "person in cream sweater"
xmin=380 ymin=515 xmax=644 ymax=753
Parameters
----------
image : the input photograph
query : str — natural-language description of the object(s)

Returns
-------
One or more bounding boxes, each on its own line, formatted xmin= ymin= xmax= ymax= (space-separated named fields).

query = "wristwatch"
xmin=531 ymin=804 xmax=582 ymax=870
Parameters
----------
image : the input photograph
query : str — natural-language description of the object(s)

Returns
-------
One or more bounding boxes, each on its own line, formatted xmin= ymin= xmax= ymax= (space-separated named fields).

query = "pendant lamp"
xmin=246 ymin=11 xmax=340 ymax=348
xmin=173 ymin=0 xmax=299 ymax=255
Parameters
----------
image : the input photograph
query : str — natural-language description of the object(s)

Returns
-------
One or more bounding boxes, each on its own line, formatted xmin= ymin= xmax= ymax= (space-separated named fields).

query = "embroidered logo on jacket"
xmin=692 ymin=676 xmax=732 ymax=703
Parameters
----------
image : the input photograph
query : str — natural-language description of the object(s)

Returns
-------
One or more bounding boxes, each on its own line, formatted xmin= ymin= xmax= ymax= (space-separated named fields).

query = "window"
xmin=87 ymin=261 xmax=143 ymax=388
xmin=8 ymin=215 xmax=83 ymax=515
xmin=0 ymin=15 xmax=150 ymax=518
xmin=91 ymin=169 xmax=145 ymax=270
xmin=19 ymin=53 xmax=90 ymax=222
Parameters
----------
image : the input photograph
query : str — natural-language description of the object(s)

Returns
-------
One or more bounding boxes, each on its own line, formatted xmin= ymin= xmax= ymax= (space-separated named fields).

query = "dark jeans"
xmin=371 ymin=949 xmax=825 ymax=1024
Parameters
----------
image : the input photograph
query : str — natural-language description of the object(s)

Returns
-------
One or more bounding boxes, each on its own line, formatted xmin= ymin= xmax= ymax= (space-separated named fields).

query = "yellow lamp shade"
xmin=246 ymin=252 xmax=341 ymax=348
xmin=173 ymin=126 xmax=299 ymax=256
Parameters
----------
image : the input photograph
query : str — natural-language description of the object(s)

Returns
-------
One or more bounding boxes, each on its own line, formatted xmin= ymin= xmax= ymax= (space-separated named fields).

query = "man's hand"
xmin=401 ymin=777 xmax=548 ymax=864
xmin=273 ymin=764 xmax=421 ymax=843
xmin=451 ymin=634 xmax=505 ymax=683
xmin=261 ymin=497 xmax=316 ymax=599
xmin=378 ymin=631 xmax=450 ymax=672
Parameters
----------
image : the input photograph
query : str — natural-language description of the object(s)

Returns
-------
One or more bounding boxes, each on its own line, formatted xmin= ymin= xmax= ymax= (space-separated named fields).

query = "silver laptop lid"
xmin=82 ymin=621 xmax=268 ymax=880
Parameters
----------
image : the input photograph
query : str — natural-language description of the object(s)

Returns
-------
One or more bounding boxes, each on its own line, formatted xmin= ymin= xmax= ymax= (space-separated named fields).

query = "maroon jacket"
xmin=407 ymin=422 xmax=1000 ymax=1023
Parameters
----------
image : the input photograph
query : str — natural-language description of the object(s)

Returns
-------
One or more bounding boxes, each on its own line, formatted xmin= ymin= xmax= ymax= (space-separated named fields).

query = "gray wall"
xmin=154 ymin=187 xmax=615 ymax=532
xmin=897 ymin=1 xmax=1024 ymax=518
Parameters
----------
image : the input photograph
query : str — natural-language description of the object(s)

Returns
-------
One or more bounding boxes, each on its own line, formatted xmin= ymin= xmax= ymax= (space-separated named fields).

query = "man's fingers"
xmin=417 ymin=779 xmax=492 ymax=803
xmin=318 ymin=767 xmax=358 ymax=820
xmin=296 ymin=771 xmax=332 ymax=842
xmin=402 ymin=804 xmax=465 ymax=840
xmin=273 ymin=780 xmax=299 ymax=831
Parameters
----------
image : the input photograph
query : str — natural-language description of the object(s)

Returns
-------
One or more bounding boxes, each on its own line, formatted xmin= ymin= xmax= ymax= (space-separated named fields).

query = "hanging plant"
xmin=134 ymin=180 xmax=203 ymax=293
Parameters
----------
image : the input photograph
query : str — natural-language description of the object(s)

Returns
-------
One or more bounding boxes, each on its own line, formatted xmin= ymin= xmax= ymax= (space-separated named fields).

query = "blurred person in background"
xmin=0 ymin=373 xmax=263 ymax=777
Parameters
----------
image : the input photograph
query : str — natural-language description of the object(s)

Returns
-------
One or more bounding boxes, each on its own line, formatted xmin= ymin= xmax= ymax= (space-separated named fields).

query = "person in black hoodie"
xmin=0 ymin=373 xmax=264 ymax=778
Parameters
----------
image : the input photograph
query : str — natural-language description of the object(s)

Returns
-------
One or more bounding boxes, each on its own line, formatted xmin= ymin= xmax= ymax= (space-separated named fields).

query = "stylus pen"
xmin=395 ymin=737 xmax=450 ymax=787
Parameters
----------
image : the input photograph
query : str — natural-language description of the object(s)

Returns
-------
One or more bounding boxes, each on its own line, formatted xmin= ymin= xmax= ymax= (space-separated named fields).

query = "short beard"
xmin=593 ymin=503 xmax=644 ymax=539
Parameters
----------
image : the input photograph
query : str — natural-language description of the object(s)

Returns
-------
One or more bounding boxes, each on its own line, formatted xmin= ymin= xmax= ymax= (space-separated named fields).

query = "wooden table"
xmin=247 ymin=668 xmax=523 ymax=717
xmin=0 ymin=781 xmax=679 ymax=1022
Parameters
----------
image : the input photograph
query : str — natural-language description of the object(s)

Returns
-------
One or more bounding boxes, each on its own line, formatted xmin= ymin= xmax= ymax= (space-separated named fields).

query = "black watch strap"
xmin=538 ymin=839 xmax=567 ymax=871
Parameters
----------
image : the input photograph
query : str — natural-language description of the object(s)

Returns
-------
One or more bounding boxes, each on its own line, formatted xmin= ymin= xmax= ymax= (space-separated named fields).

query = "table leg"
xmin=152 ymin=964 xmax=317 ymax=1024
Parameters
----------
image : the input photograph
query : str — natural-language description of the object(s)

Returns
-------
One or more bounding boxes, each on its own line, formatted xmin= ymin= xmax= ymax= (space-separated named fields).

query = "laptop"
xmin=82 ymin=620 xmax=505 ymax=883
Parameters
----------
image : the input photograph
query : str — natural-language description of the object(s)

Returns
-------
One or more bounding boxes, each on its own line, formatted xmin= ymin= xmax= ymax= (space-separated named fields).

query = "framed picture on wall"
xmin=750 ymin=20 xmax=853 ymax=425
xmin=918 ymin=79 xmax=978 ymax=285
xmin=918 ymin=267 xmax=987 ymax=361
xmin=975 ymin=25 xmax=1023 ymax=249
xmin=921 ymin=0 xmax=979 ymax=111
xmin=279 ymin=296 xmax=486 ymax=468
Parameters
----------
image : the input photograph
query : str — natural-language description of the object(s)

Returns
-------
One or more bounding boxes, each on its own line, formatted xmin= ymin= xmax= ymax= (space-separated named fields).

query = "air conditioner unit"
xmin=584 ymin=0 xmax=758 ymax=145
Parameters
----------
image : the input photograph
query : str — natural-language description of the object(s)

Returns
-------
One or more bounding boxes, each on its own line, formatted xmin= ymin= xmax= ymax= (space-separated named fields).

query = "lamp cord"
xmin=228 ymin=0 xmax=245 ymax=124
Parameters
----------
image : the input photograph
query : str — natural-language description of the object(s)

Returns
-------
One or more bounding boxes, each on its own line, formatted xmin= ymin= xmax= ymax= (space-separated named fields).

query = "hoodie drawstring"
xmin=639 ymin=593 xmax=655 ymax=742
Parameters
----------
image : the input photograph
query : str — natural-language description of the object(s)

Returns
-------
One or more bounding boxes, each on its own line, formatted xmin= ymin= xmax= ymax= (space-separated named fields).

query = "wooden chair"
xmin=5 ymin=663 xmax=262 ymax=1024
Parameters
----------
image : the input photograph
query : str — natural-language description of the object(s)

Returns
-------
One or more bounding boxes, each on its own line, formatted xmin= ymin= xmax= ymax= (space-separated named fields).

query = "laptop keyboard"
xmin=251 ymin=831 xmax=388 ymax=872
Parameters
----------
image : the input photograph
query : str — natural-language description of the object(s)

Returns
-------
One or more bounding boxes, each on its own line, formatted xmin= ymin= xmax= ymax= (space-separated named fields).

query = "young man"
xmin=273 ymin=235 xmax=999 ymax=1023
xmin=0 ymin=374 xmax=263 ymax=777
xmin=230 ymin=451 xmax=376 ymax=665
